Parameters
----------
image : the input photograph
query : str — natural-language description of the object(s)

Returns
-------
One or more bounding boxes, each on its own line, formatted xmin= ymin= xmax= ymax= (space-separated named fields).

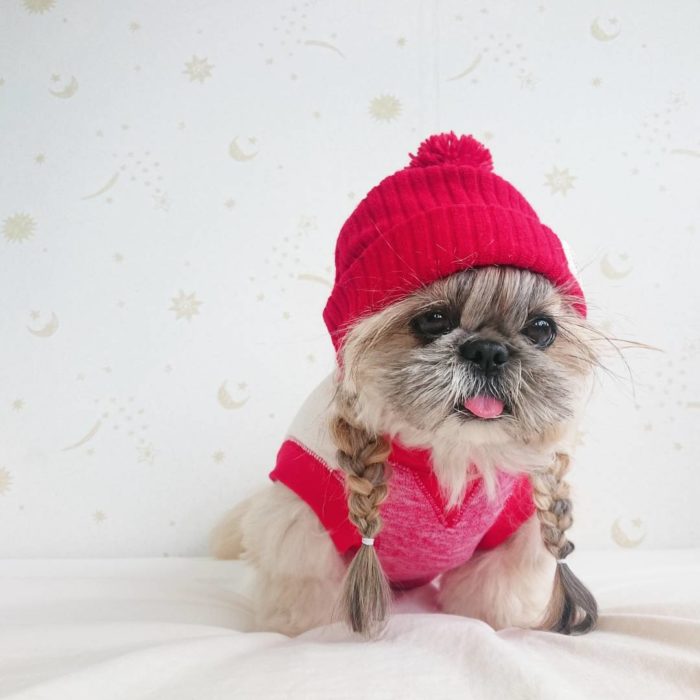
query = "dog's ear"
xmin=532 ymin=452 xmax=598 ymax=634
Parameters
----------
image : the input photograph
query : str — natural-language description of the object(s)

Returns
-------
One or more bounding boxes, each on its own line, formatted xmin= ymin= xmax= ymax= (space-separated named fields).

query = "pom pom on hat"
xmin=407 ymin=131 xmax=493 ymax=171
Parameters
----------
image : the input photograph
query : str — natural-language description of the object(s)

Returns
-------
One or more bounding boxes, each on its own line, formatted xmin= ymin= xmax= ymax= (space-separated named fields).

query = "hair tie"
xmin=556 ymin=559 xmax=568 ymax=564
xmin=361 ymin=537 xmax=375 ymax=547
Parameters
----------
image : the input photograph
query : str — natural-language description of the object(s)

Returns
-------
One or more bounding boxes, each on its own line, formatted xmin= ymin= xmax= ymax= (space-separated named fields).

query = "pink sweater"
xmin=268 ymin=376 xmax=535 ymax=589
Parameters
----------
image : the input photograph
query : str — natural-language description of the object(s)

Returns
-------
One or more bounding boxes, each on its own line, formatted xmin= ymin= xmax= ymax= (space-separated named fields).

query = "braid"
xmin=329 ymin=407 xmax=391 ymax=637
xmin=531 ymin=452 xmax=598 ymax=634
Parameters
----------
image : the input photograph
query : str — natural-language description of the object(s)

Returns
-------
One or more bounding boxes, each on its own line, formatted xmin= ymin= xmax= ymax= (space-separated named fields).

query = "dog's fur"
xmin=211 ymin=266 xmax=600 ymax=636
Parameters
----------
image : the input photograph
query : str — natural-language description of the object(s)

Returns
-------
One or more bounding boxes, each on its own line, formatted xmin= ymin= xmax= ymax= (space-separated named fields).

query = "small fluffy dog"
xmin=211 ymin=133 xmax=599 ymax=638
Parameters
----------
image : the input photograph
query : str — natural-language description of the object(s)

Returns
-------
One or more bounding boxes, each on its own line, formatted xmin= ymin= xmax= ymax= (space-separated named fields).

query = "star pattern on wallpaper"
xmin=520 ymin=72 xmax=538 ymax=90
xmin=137 ymin=443 xmax=156 ymax=465
xmin=445 ymin=28 xmax=533 ymax=87
xmin=2 ymin=0 xmax=698 ymax=559
xmin=261 ymin=3 xmax=344 ymax=71
xmin=183 ymin=56 xmax=214 ymax=83
xmin=369 ymin=94 xmax=402 ymax=122
xmin=79 ymin=148 xmax=167 ymax=207
xmin=153 ymin=193 xmax=170 ymax=210
xmin=544 ymin=166 xmax=576 ymax=195
xmin=3 ymin=213 xmax=36 ymax=243
xmin=170 ymin=290 xmax=203 ymax=321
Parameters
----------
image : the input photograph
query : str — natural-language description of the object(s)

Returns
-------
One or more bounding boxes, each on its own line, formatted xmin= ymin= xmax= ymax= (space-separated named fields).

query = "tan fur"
xmin=438 ymin=515 xmax=557 ymax=629
xmin=215 ymin=483 xmax=345 ymax=635
xmin=212 ymin=267 xmax=602 ymax=636
xmin=209 ymin=498 xmax=249 ymax=560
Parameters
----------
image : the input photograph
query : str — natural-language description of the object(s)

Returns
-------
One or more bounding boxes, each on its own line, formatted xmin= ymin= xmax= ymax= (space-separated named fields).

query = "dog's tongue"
xmin=464 ymin=396 xmax=504 ymax=419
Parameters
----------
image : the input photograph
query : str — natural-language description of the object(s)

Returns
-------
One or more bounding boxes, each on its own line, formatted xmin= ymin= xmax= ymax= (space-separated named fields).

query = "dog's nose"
xmin=459 ymin=340 xmax=509 ymax=375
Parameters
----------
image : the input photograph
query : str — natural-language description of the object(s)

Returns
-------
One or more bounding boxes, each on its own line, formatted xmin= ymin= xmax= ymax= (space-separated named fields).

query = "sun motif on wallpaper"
xmin=169 ymin=290 xmax=203 ymax=320
xmin=369 ymin=94 xmax=402 ymax=122
xmin=3 ymin=213 xmax=36 ymax=243
xmin=0 ymin=467 xmax=12 ymax=495
xmin=183 ymin=56 xmax=214 ymax=83
xmin=544 ymin=167 xmax=576 ymax=196
xmin=23 ymin=0 xmax=55 ymax=14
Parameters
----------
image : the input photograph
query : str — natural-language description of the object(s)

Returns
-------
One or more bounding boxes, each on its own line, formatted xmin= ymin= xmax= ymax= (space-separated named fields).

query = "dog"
xmin=211 ymin=133 xmax=600 ymax=638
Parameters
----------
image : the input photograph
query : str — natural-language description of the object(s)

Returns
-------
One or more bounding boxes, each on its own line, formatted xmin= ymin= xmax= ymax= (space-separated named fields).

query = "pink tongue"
xmin=464 ymin=396 xmax=504 ymax=419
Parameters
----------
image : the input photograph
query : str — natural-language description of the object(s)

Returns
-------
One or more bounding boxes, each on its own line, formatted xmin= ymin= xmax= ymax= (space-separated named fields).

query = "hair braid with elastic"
xmin=329 ymin=406 xmax=391 ymax=637
xmin=530 ymin=452 xmax=598 ymax=634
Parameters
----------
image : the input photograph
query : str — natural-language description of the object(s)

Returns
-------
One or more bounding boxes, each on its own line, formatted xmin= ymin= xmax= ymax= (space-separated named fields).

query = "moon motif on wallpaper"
xmin=298 ymin=272 xmax=332 ymax=286
xmin=590 ymin=18 xmax=621 ymax=42
xmin=446 ymin=54 xmax=482 ymax=82
xmin=217 ymin=381 xmax=249 ymax=410
xmin=304 ymin=39 xmax=345 ymax=58
xmin=62 ymin=420 xmax=102 ymax=451
xmin=27 ymin=312 xmax=59 ymax=338
xmin=228 ymin=137 xmax=258 ymax=161
xmin=81 ymin=172 xmax=120 ymax=200
xmin=611 ymin=517 xmax=646 ymax=548
xmin=49 ymin=76 xmax=79 ymax=98
xmin=670 ymin=148 xmax=700 ymax=158
xmin=600 ymin=253 xmax=632 ymax=280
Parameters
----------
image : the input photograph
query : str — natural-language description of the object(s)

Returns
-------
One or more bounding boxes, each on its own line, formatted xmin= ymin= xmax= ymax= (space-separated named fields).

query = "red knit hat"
xmin=323 ymin=132 xmax=585 ymax=351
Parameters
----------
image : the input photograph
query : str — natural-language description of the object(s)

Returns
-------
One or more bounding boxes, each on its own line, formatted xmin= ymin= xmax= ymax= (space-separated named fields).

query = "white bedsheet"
xmin=1 ymin=551 xmax=699 ymax=699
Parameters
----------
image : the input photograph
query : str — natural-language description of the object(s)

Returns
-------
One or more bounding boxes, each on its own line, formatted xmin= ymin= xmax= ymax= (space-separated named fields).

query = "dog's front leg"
xmin=229 ymin=483 xmax=346 ymax=635
xmin=437 ymin=515 xmax=557 ymax=630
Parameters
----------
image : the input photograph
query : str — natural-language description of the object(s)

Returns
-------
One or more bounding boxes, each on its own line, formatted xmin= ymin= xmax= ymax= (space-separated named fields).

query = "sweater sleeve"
xmin=269 ymin=438 xmax=360 ymax=554
xmin=475 ymin=473 xmax=536 ymax=550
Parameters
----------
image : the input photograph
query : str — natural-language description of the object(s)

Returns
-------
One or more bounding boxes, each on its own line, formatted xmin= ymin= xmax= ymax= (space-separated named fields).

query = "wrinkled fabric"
xmin=1 ymin=552 xmax=699 ymax=699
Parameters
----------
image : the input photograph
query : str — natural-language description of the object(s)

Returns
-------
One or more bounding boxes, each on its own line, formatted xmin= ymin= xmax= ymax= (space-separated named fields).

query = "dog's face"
xmin=339 ymin=266 xmax=597 ymax=459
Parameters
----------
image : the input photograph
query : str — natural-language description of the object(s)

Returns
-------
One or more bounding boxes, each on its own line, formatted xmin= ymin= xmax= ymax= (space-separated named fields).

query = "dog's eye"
xmin=522 ymin=317 xmax=556 ymax=348
xmin=411 ymin=310 xmax=453 ymax=337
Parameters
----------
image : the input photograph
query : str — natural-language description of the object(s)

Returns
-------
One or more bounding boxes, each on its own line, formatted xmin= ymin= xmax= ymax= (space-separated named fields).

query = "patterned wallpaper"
xmin=1 ymin=0 xmax=698 ymax=556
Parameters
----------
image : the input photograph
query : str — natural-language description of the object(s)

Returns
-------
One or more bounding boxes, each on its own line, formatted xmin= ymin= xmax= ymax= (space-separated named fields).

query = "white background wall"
xmin=1 ymin=0 xmax=698 ymax=557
